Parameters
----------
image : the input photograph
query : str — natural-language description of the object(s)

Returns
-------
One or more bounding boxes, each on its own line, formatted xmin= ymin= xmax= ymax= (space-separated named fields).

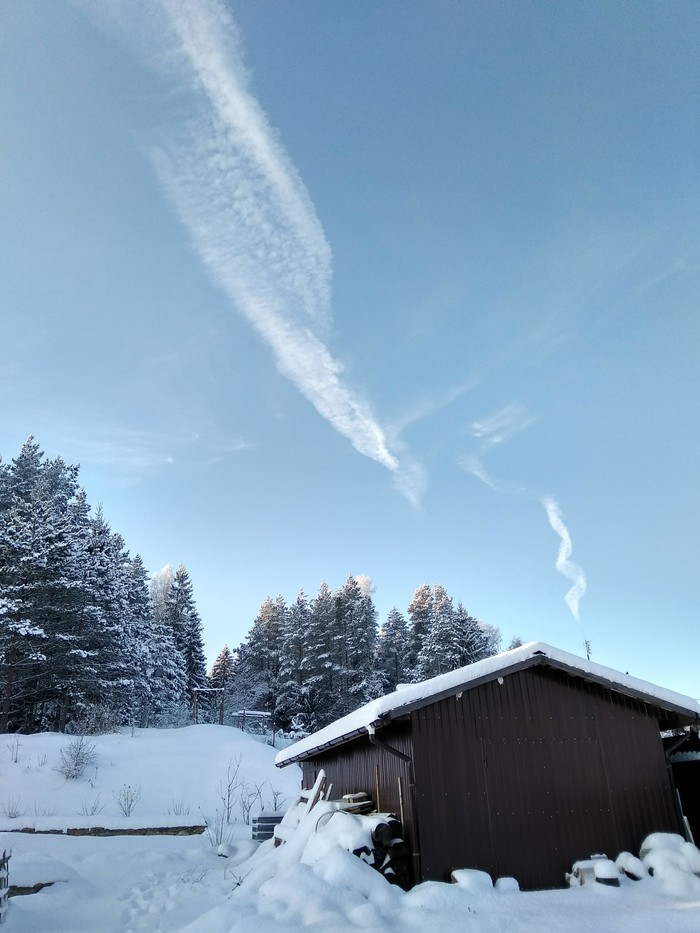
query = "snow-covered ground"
xmin=1 ymin=726 xmax=700 ymax=931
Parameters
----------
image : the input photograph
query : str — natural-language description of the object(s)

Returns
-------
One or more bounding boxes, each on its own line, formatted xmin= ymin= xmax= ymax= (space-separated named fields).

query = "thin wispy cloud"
xmin=470 ymin=403 xmax=535 ymax=448
xmin=542 ymin=496 xmax=587 ymax=621
xmin=108 ymin=0 xmax=418 ymax=502
xmin=461 ymin=405 xmax=587 ymax=619
xmin=389 ymin=380 xmax=478 ymax=438
xmin=460 ymin=403 xmax=534 ymax=494
xmin=34 ymin=422 xmax=251 ymax=487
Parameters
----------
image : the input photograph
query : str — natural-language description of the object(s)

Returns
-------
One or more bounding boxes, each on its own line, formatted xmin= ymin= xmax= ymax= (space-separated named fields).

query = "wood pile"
xmin=352 ymin=816 xmax=411 ymax=890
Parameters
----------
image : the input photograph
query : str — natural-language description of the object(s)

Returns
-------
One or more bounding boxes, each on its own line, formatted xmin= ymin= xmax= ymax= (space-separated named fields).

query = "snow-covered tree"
xmin=209 ymin=644 xmax=235 ymax=690
xmin=375 ymin=607 xmax=410 ymax=693
xmin=233 ymin=595 xmax=285 ymax=716
xmin=407 ymin=583 xmax=433 ymax=675
xmin=275 ymin=591 xmax=312 ymax=731
xmin=165 ymin=565 xmax=208 ymax=703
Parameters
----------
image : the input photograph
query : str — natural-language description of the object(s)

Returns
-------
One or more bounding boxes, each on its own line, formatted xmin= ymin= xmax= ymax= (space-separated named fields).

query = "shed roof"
xmin=275 ymin=641 xmax=700 ymax=767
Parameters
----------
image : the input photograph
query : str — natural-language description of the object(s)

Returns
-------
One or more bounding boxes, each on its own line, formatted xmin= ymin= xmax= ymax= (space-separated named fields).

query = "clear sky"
xmin=2 ymin=1 xmax=698 ymax=697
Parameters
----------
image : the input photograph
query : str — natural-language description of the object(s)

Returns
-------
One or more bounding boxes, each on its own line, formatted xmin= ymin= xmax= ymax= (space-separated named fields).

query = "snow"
xmin=276 ymin=641 xmax=700 ymax=766
xmin=1 ymin=726 xmax=700 ymax=931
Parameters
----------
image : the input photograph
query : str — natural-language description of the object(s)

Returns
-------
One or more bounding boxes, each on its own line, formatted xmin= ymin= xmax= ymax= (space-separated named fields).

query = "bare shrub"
xmin=78 ymin=794 xmax=104 ymax=816
xmin=238 ymin=781 xmax=264 ymax=825
xmin=113 ymin=784 xmax=141 ymax=817
xmin=33 ymin=801 xmax=56 ymax=817
xmin=201 ymin=808 xmax=236 ymax=848
xmin=6 ymin=736 xmax=22 ymax=763
xmin=2 ymin=797 xmax=26 ymax=819
xmin=266 ymin=785 xmax=288 ymax=811
xmin=215 ymin=755 xmax=242 ymax=824
xmin=167 ymin=798 xmax=190 ymax=816
xmin=55 ymin=736 xmax=97 ymax=779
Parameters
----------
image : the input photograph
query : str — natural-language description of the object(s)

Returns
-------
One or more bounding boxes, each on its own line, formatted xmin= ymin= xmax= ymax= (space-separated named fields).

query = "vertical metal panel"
xmin=411 ymin=667 xmax=681 ymax=890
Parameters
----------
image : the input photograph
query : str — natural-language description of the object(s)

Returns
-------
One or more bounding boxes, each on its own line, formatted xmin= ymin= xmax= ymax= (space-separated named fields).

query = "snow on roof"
xmin=275 ymin=641 xmax=700 ymax=767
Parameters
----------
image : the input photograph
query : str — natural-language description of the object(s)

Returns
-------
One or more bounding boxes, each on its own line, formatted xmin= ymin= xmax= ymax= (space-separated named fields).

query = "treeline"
xmin=1 ymin=438 xmax=510 ymax=739
xmin=0 ymin=439 xmax=208 ymax=734
xmin=209 ymin=578 xmax=503 ymax=734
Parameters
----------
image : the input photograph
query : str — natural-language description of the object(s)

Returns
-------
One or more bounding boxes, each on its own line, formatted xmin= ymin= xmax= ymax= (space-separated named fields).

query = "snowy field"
xmin=1 ymin=725 xmax=700 ymax=931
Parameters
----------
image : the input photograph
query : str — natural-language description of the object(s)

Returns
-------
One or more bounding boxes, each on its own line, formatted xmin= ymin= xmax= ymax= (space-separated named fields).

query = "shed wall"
xmin=301 ymin=720 xmax=417 ymax=877
xmin=411 ymin=667 xmax=681 ymax=889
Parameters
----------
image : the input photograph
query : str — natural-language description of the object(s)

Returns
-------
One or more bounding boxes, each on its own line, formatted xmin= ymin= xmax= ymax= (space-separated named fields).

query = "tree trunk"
xmin=0 ymin=651 xmax=17 ymax=733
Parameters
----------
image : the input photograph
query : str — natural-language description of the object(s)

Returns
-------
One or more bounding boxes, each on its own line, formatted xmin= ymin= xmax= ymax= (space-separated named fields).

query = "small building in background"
xmin=665 ymin=728 xmax=700 ymax=843
xmin=275 ymin=642 xmax=699 ymax=891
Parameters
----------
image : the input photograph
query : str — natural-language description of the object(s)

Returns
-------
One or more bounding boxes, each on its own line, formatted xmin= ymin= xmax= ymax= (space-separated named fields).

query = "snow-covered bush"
xmin=55 ymin=736 xmax=97 ymax=779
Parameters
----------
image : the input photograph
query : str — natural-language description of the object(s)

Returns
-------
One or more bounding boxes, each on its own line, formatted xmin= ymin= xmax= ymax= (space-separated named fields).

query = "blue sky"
xmin=2 ymin=1 xmax=698 ymax=697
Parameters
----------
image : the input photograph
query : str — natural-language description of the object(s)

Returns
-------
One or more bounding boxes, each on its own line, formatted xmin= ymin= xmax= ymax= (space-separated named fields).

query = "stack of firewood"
xmin=352 ymin=816 xmax=411 ymax=890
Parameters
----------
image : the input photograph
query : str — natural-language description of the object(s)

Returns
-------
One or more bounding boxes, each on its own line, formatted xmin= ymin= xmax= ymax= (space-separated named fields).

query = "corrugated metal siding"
xmin=411 ymin=667 xmax=681 ymax=890
xmin=301 ymin=720 xmax=418 ymax=879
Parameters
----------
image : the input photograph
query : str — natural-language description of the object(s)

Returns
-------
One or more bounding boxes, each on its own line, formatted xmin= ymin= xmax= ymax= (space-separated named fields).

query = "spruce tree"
xmin=233 ymin=595 xmax=285 ymax=717
xmin=375 ymin=607 xmax=410 ymax=693
xmin=166 ymin=565 xmax=208 ymax=703
xmin=407 ymin=583 xmax=433 ymax=676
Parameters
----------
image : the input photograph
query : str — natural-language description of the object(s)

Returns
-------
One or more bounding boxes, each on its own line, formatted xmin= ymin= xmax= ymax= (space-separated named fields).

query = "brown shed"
xmin=275 ymin=642 xmax=700 ymax=891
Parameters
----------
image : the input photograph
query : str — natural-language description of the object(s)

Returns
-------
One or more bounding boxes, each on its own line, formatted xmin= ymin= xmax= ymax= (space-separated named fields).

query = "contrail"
xmin=461 ymin=407 xmax=588 ymax=619
xmin=541 ymin=496 xmax=587 ymax=620
xmin=103 ymin=0 xmax=422 ymax=501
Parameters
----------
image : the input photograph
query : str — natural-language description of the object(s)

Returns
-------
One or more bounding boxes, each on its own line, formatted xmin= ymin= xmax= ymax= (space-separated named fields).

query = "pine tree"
xmin=209 ymin=645 xmax=235 ymax=690
xmin=233 ymin=595 xmax=285 ymax=717
xmin=304 ymin=581 xmax=337 ymax=726
xmin=275 ymin=591 xmax=312 ymax=731
xmin=416 ymin=585 xmax=456 ymax=679
xmin=122 ymin=554 xmax=159 ymax=726
xmin=147 ymin=565 xmax=189 ymax=724
xmin=375 ymin=607 xmax=410 ymax=693
xmin=329 ymin=576 xmax=380 ymax=720
xmin=166 ymin=565 xmax=208 ymax=703
xmin=0 ymin=442 xmax=91 ymax=732
xmin=407 ymin=583 xmax=433 ymax=676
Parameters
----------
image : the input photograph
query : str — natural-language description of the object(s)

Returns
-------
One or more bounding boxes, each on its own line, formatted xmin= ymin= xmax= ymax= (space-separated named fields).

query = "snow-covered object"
xmin=616 ymin=851 xmax=647 ymax=880
xmin=276 ymin=641 xmax=700 ymax=766
xmin=640 ymin=832 xmax=687 ymax=859
xmin=639 ymin=833 xmax=700 ymax=897
xmin=593 ymin=859 xmax=620 ymax=886
xmin=495 ymin=876 xmax=521 ymax=892
xmin=641 ymin=836 xmax=700 ymax=877
xmin=566 ymin=855 xmax=620 ymax=888
xmin=451 ymin=868 xmax=493 ymax=892
xmin=670 ymin=751 xmax=700 ymax=762
xmin=679 ymin=842 xmax=700 ymax=875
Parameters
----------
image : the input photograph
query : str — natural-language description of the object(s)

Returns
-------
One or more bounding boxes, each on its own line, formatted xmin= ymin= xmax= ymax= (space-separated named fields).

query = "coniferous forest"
xmin=0 ymin=439 xmax=503 ymax=736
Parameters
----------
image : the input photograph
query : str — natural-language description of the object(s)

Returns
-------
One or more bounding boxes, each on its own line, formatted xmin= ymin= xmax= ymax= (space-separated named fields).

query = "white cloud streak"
xmin=460 ymin=403 xmax=534 ymax=494
xmin=461 ymin=407 xmax=588 ymax=619
xmin=470 ymin=403 xmax=535 ymax=448
xmin=541 ymin=496 xmax=587 ymax=621
xmin=131 ymin=0 xmax=416 ymax=498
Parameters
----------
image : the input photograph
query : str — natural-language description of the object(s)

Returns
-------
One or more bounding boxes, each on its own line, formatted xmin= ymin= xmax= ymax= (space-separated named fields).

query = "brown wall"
xmin=301 ymin=720 xmax=418 ymax=879
xmin=411 ymin=667 xmax=682 ymax=889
